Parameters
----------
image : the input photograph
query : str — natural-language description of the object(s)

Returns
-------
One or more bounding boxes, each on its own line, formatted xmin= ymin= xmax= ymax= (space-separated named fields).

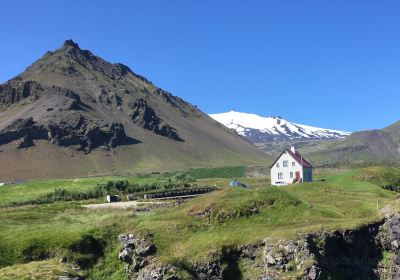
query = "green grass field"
xmin=0 ymin=166 xmax=399 ymax=279
xmin=0 ymin=166 xmax=246 ymax=207
xmin=132 ymin=169 xmax=399 ymax=262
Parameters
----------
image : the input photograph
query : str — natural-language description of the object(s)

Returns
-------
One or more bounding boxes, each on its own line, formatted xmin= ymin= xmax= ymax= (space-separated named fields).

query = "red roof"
xmin=270 ymin=149 xmax=313 ymax=168
xmin=286 ymin=149 xmax=312 ymax=168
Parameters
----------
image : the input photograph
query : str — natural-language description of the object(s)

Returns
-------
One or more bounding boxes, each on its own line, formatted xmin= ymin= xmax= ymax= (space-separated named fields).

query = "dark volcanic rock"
xmin=46 ymin=114 xmax=128 ymax=152
xmin=60 ymin=40 xmax=135 ymax=81
xmin=192 ymin=261 xmax=223 ymax=280
xmin=17 ymin=134 xmax=35 ymax=149
xmin=0 ymin=80 xmax=45 ymax=106
xmin=261 ymin=215 xmax=400 ymax=280
xmin=0 ymin=118 xmax=48 ymax=148
xmin=128 ymin=98 xmax=184 ymax=141
xmin=118 ymin=233 xmax=179 ymax=280
xmin=0 ymin=80 xmax=84 ymax=108
xmin=0 ymin=115 xmax=129 ymax=153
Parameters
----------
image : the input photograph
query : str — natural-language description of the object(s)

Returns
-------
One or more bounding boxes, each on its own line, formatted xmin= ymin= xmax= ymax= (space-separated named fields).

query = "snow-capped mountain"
xmin=209 ymin=111 xmax=351 ymax=142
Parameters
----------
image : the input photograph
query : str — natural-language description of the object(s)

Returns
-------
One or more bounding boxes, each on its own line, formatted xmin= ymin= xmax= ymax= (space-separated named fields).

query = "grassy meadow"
xmin=0 ymin=166 xmax=399 ymax=279
xmin=132 ymin=169 xmax=399 ymax=263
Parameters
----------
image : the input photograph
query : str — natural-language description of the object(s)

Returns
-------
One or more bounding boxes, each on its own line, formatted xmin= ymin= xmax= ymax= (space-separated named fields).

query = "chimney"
xmin=291 ymin=146 xmax=295 ymax=153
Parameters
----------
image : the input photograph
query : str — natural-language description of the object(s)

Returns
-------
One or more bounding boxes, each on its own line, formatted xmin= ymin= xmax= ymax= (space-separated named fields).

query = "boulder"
xmin=192 ymin=261 xmax=223 ymax=280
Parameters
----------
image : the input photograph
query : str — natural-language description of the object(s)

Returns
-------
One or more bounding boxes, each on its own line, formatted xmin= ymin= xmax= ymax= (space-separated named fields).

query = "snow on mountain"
xmin=209 ymin=111 xmax=351 ymax=142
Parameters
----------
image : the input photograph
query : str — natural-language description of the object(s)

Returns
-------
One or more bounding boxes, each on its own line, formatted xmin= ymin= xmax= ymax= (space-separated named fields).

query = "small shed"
xmin=106 ymin=195 xmax=119 ymax=203
xmin=230 ymin=180 xmax=247 ymax=188
xmin=230 ymin=180 xmax=240 ymax=187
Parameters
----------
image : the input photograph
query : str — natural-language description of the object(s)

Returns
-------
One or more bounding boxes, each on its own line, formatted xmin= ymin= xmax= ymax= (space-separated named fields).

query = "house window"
xmin=290 ymin=172 xmax=293 ymax=179
xmin=292 ymin=162 xmax=295 ymax=167
xmin=278 ymin=172 xmax=283 ymax=179
xmin=283 ymin=160 xmax=288 ymax=167
xmin=276 ymin=163 xmax=280 ymax=168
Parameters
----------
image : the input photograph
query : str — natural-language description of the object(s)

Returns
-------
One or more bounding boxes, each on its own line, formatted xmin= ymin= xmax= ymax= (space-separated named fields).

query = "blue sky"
xmin=1 ymin=1 xmax=399 ymax=131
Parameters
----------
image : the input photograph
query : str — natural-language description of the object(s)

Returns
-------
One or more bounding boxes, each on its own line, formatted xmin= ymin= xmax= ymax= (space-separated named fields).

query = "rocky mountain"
xmin=209 ymin=111 xmax=350 ymax=143
xmin=0 ymin=40 xmax=269 ymax=180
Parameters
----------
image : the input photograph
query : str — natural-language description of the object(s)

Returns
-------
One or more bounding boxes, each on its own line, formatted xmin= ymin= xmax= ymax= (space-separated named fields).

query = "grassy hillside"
xmin=254 ymin=139 xmax=341 ymax=158
xmin=133 ymin=169 xmax=399 ymax=263
xmin=0 ymin=259 xmax=78 ymax=280
xmin=305 ymin=120 xmax=400 ymax=164
xmin=0 ymin=166 xmax=399 ymax=279
xmin=0 ymin=203 xmax=131 ymax=279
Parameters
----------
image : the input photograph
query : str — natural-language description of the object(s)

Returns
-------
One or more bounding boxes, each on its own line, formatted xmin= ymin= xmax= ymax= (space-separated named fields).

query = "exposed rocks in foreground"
xmin=118 ymin=233 xmax=225 ymax=280
xmin=261 ymin=213 xmax=400 ymax=279
xmin=118 ymin=233 xmax=179 ymax=280
xmin=119 ymin=213 xmax=400 ymax=280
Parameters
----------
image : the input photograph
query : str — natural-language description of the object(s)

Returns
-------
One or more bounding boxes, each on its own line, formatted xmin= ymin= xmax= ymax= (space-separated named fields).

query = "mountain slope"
xmin=307 ymin=121 xmax=400 ymax=162
xmin=0 ymin=40 xmax=270 ymax=180
xmin=210 ymin=111 xmax=350 ymax=142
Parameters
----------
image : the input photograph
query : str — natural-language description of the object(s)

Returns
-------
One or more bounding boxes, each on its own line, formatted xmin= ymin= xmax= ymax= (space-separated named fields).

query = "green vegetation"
xmin=180 ymin=166 xmax=245 ymax=180
xmin=6 ymin=179 xmax=195 ymax=207
xmin=0 ymin=176 xmax=130 ymax=207
xmin=0 ymin=167 xmax=242 ymax=207
xmin=0 ymin=258 xmax=79 ymax=280
xmin=0 ymin=202 xmax=132 ymax=278
xmin=0 ymin=166 xmax=399 ymax=279
xmin=133 ymin=169 xmax=399 ymax=262
xmin=357 ymin=166 xmax=400 ymax=191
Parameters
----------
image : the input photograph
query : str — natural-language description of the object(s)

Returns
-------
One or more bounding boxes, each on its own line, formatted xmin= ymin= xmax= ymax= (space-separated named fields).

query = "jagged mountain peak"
xmin=210 ymin=111 xmax=351 ymax=142
xmin=62 ymin=39 xmax=80 ymax=48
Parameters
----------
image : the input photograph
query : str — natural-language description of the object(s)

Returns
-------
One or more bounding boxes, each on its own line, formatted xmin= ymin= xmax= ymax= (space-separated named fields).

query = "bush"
xmin=0 ymin=239 xmax=15 ymax=268
xmin=360 ymin=167 xmax=400 ymax=192
xmin=68 ymin=234 xmax=105 ymax=269
xmin=22 ymin=240 xmax=51 ymax=262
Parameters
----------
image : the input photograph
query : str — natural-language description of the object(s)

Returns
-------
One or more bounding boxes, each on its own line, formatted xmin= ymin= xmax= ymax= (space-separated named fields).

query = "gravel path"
xmin=82 ymin=201 xmax=160 ymax=209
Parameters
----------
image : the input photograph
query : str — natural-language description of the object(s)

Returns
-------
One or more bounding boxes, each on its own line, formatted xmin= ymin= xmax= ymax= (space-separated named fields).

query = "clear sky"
xmin=1 ymin=1 xmax=399 ymax=131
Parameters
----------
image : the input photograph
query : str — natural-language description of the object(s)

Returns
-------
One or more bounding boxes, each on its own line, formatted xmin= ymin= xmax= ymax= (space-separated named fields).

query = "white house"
xmin=270 ymin=147 xmax=313 ymax=186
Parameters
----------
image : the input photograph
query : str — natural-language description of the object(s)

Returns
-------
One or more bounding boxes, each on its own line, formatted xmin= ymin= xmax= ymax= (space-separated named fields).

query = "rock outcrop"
xmin=118 ymin=233 xmax=179 ymax=280
xmin=191 ymin=261 xmax=223 ymax=280
xmin=118 ymin=233 xmax=227 ymax=280
xmin=0 ymin=115 xmax=128 ymax=153
xmin=260 ymin=213 xmax=400 ymax=280
xmin=118 ymin=214 xmax=400 ymax=280
xmin=376 ymin=213 xmax=400 ymax=278
xmin=128 ymin=98 xmax=183 ymax=142
xmin=262 ymin=237 xmax=320 ymax=280
xmin=0 ymin=80 xmax=45 ymax=106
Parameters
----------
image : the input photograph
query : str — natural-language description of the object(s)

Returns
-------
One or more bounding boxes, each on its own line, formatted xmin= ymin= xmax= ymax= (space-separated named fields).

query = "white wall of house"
xmin=270 ymin=151 xmax=304 ymax=185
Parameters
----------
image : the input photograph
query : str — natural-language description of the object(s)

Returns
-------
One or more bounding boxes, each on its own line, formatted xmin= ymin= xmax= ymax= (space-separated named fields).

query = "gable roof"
xmin=270 ymin=149 xmax=313 ymax=168
xmin=286 ymin=149 xmax=312 ymax=168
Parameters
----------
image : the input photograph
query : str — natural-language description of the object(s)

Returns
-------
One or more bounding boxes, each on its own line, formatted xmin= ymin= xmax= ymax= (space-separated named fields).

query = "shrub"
xmin=22 ymin=240 xmax=51 ymax=262
xmin=68 ymin=234 xmax=105 ymax=269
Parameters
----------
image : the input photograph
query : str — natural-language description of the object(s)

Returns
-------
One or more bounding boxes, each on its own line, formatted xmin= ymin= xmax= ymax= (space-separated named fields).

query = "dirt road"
xmin=82 ymin=201 xmax=160 ymax=209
